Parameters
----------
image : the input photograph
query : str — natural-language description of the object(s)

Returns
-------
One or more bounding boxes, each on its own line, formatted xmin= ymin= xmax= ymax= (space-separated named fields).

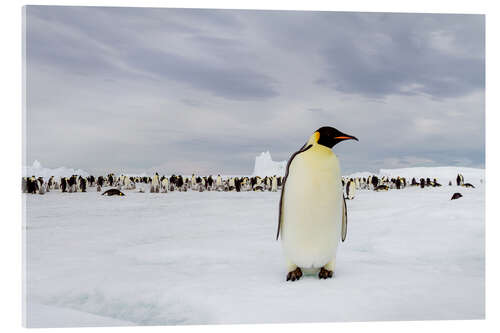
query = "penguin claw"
xmin=286 ymin=267 xmax=303 ymax=281
xmin=319 ymin=267 xmax=333 ymax=279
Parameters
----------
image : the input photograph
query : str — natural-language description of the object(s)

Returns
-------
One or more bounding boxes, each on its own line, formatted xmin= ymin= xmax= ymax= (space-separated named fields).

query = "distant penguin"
xmin=228 ymin=177 xmax=235 ymax=191
xmin=37 ymin=177 xmax=45 ymax=194
xmin=102 ymin=188 xmax=125 ymax=196
xmin=216 ymin=174 xmax=222 ymax=191
xmin=371 ymin=176 xmax=379 ymax=190
xmin=27 ymin=176 xmax=37 ymax=194
xmin=375 ymin=184 xmax=389 ymax=192
xmin=161 ymin=177 xmax=169 ymax=193
xmin=271 ymin=175 xmax=278 ymax=192
xmin=451 ymin=192 xmax=463 ymax=200
xmin=346 ymin=179 xmax=356 ymax=199
xmin=79 ymin=177 xmax=87 ymax=192
xmin=191 ymin=173 xmax=196 ymax=190
xmin=150 ymin=172 xmax=160 ymax=193
xmin=60 ymin=177 xmax=68 ymax=192
xmin=277 ymin=126 xmax=358 ymax=281
xmin=235 ymin=177 xmax=242 ymax=192
xmin=463 ymin=183 xmax=475 ymax=188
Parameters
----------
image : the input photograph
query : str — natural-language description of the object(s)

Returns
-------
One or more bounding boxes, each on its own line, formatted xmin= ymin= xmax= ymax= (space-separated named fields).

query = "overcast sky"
xmin=25 ymin=6 xmax=485 ymax=175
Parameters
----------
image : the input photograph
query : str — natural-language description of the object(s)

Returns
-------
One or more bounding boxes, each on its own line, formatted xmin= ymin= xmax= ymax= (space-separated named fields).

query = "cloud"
xmin=314 ymin=13 xmax=485 ymax=99
xmin=24 ymin=7 xmax=485 ymax=175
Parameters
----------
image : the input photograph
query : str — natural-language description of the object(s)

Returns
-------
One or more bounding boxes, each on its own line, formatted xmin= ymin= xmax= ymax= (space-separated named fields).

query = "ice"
xmin=252 ymin=151 xmax=287 ymax=177
xmin=23 ymin=160 xmax=89 ymax=179
xmin=24 ymin=177 xmax=484 ymax=327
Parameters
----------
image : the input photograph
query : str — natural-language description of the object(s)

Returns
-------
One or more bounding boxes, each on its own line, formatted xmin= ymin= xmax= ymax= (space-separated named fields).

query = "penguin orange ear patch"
xmin=314 ymin=131 xmax=320 ymax=142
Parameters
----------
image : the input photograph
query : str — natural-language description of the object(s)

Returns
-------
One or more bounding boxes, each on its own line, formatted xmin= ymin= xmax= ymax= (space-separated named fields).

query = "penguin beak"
xmin=335 ymin=135 xmax=359 ymax=141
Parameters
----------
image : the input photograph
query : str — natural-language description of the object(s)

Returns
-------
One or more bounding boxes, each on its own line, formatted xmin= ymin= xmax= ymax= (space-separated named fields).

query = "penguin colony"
xmin=21 ymin=173 xmax=284 ymax=194
xmin=22 ymin=171 xmax=478 ymax=198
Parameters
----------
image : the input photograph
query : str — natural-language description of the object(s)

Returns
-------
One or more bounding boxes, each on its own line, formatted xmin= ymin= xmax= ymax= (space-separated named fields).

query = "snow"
xmin=27 ymin=303 xmax=133 ymax=327
xmin=24 ymin=177 xmax=484 ymax=327
xmin=23 ymin=160 xmax=89 ymax=179
xmin=252 ymin=151 xmax=286 ymax=177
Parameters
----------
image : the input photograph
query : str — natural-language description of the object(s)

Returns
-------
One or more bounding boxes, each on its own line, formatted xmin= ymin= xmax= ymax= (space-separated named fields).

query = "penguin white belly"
xmin=282 ymin=147 xmax=342 ymax=269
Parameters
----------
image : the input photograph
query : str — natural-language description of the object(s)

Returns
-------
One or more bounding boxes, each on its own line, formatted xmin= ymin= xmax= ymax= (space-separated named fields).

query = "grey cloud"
xmin=316 ymin=13 xmax=484 ymax=99
xmin=24 ymin=7 xmax=485 ymax=175
xmin=123 ymin=48 xmax=278 ymax=100
xmin=27 ymin=6 xmax=278 ymax=100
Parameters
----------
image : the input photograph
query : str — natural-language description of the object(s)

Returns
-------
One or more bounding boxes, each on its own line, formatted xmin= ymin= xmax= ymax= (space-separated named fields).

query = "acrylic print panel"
xmin=22 ymin=5 xmax=485 ymax=327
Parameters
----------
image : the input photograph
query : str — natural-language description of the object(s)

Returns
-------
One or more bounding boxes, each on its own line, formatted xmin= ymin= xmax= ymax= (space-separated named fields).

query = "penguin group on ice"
xmin=22 ymin=169 xmax=478 ymax=199
xmin=22 ymin=173 xmax=283 ymax=194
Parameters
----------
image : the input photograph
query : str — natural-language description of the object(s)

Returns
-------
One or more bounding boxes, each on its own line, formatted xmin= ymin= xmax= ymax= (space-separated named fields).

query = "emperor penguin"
xmin=161 ymin=177 xmax=169 ymax=193
xmin=191 ymin=173 xmax=196 ymax=190
xmin=277 ymin=126 xmax=358 ymax=281
xmin=216 ymin=174 xmax=222 ymax=191
xmin=346 ymin=178 xmax=356 ymax=200
xmin=150 ymin=172 xmax=160 ymax=193
xmin=271 ymin=175 xmax=278 ymax=192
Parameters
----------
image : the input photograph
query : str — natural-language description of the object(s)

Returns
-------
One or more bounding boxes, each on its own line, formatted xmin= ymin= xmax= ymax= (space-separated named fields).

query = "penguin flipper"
xmin=341 ymin=194 xmax=347 ymax=242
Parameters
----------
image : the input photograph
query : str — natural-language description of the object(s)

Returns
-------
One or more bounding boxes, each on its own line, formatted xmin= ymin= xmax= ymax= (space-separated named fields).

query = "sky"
xmin=24 ymin=6 xmax=485 ymax=175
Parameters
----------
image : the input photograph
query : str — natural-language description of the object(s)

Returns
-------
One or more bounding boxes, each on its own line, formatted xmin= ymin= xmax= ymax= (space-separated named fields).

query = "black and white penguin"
xmin=102 ymin=188 xmax=125 ymax=196
xmin=79 ymin=177 xmax=87 ymax=192
xmin=277 ymin=126 xmax=357 ymax=281
xmin=60 ymin=177 xmax=68 ymax=192
xmin=371 ymin=176 xmax=379 ymax=190
xmin=150 ymin=172 xmax=160 ymax=193
xmin=375 ymin=184 xmax=389 ymax=192
xmin=27 ymin=176 xmax=38 ymax=194
xmin=271 ymin=175 xmax=278 ymax=192
xmin=346 ymin=178 xmax=356 ymax=200
xmin=161 ymin=176 xmax=169 ymax=193
xmin=451 ymin=192 xmax=463 ymax=200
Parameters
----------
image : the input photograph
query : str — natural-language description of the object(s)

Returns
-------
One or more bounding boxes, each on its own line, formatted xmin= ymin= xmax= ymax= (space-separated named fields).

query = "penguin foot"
xmin=286 ymin=267 xmax=303 ymax=281
xmin=318 ymin=267 xmax=333 ymax=279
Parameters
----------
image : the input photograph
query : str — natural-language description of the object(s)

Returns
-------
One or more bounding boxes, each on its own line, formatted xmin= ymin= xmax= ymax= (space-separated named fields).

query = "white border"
xmin=1 ymin=1 xmax=497 ymax=332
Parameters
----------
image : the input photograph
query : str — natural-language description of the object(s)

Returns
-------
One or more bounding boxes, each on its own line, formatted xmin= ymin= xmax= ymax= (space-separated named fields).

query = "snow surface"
xmin=24 ymin=178 xmax=484 ymax=327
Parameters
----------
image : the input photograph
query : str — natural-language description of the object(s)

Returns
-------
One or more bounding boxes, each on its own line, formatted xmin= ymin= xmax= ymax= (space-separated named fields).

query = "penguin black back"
xmin=451 ymin=192 xmax=463 ymax=200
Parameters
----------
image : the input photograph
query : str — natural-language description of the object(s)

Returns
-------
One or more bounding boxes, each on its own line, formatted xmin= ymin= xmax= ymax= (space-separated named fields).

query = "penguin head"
xmin=309 ymin=126 xmax=358 ymax=148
